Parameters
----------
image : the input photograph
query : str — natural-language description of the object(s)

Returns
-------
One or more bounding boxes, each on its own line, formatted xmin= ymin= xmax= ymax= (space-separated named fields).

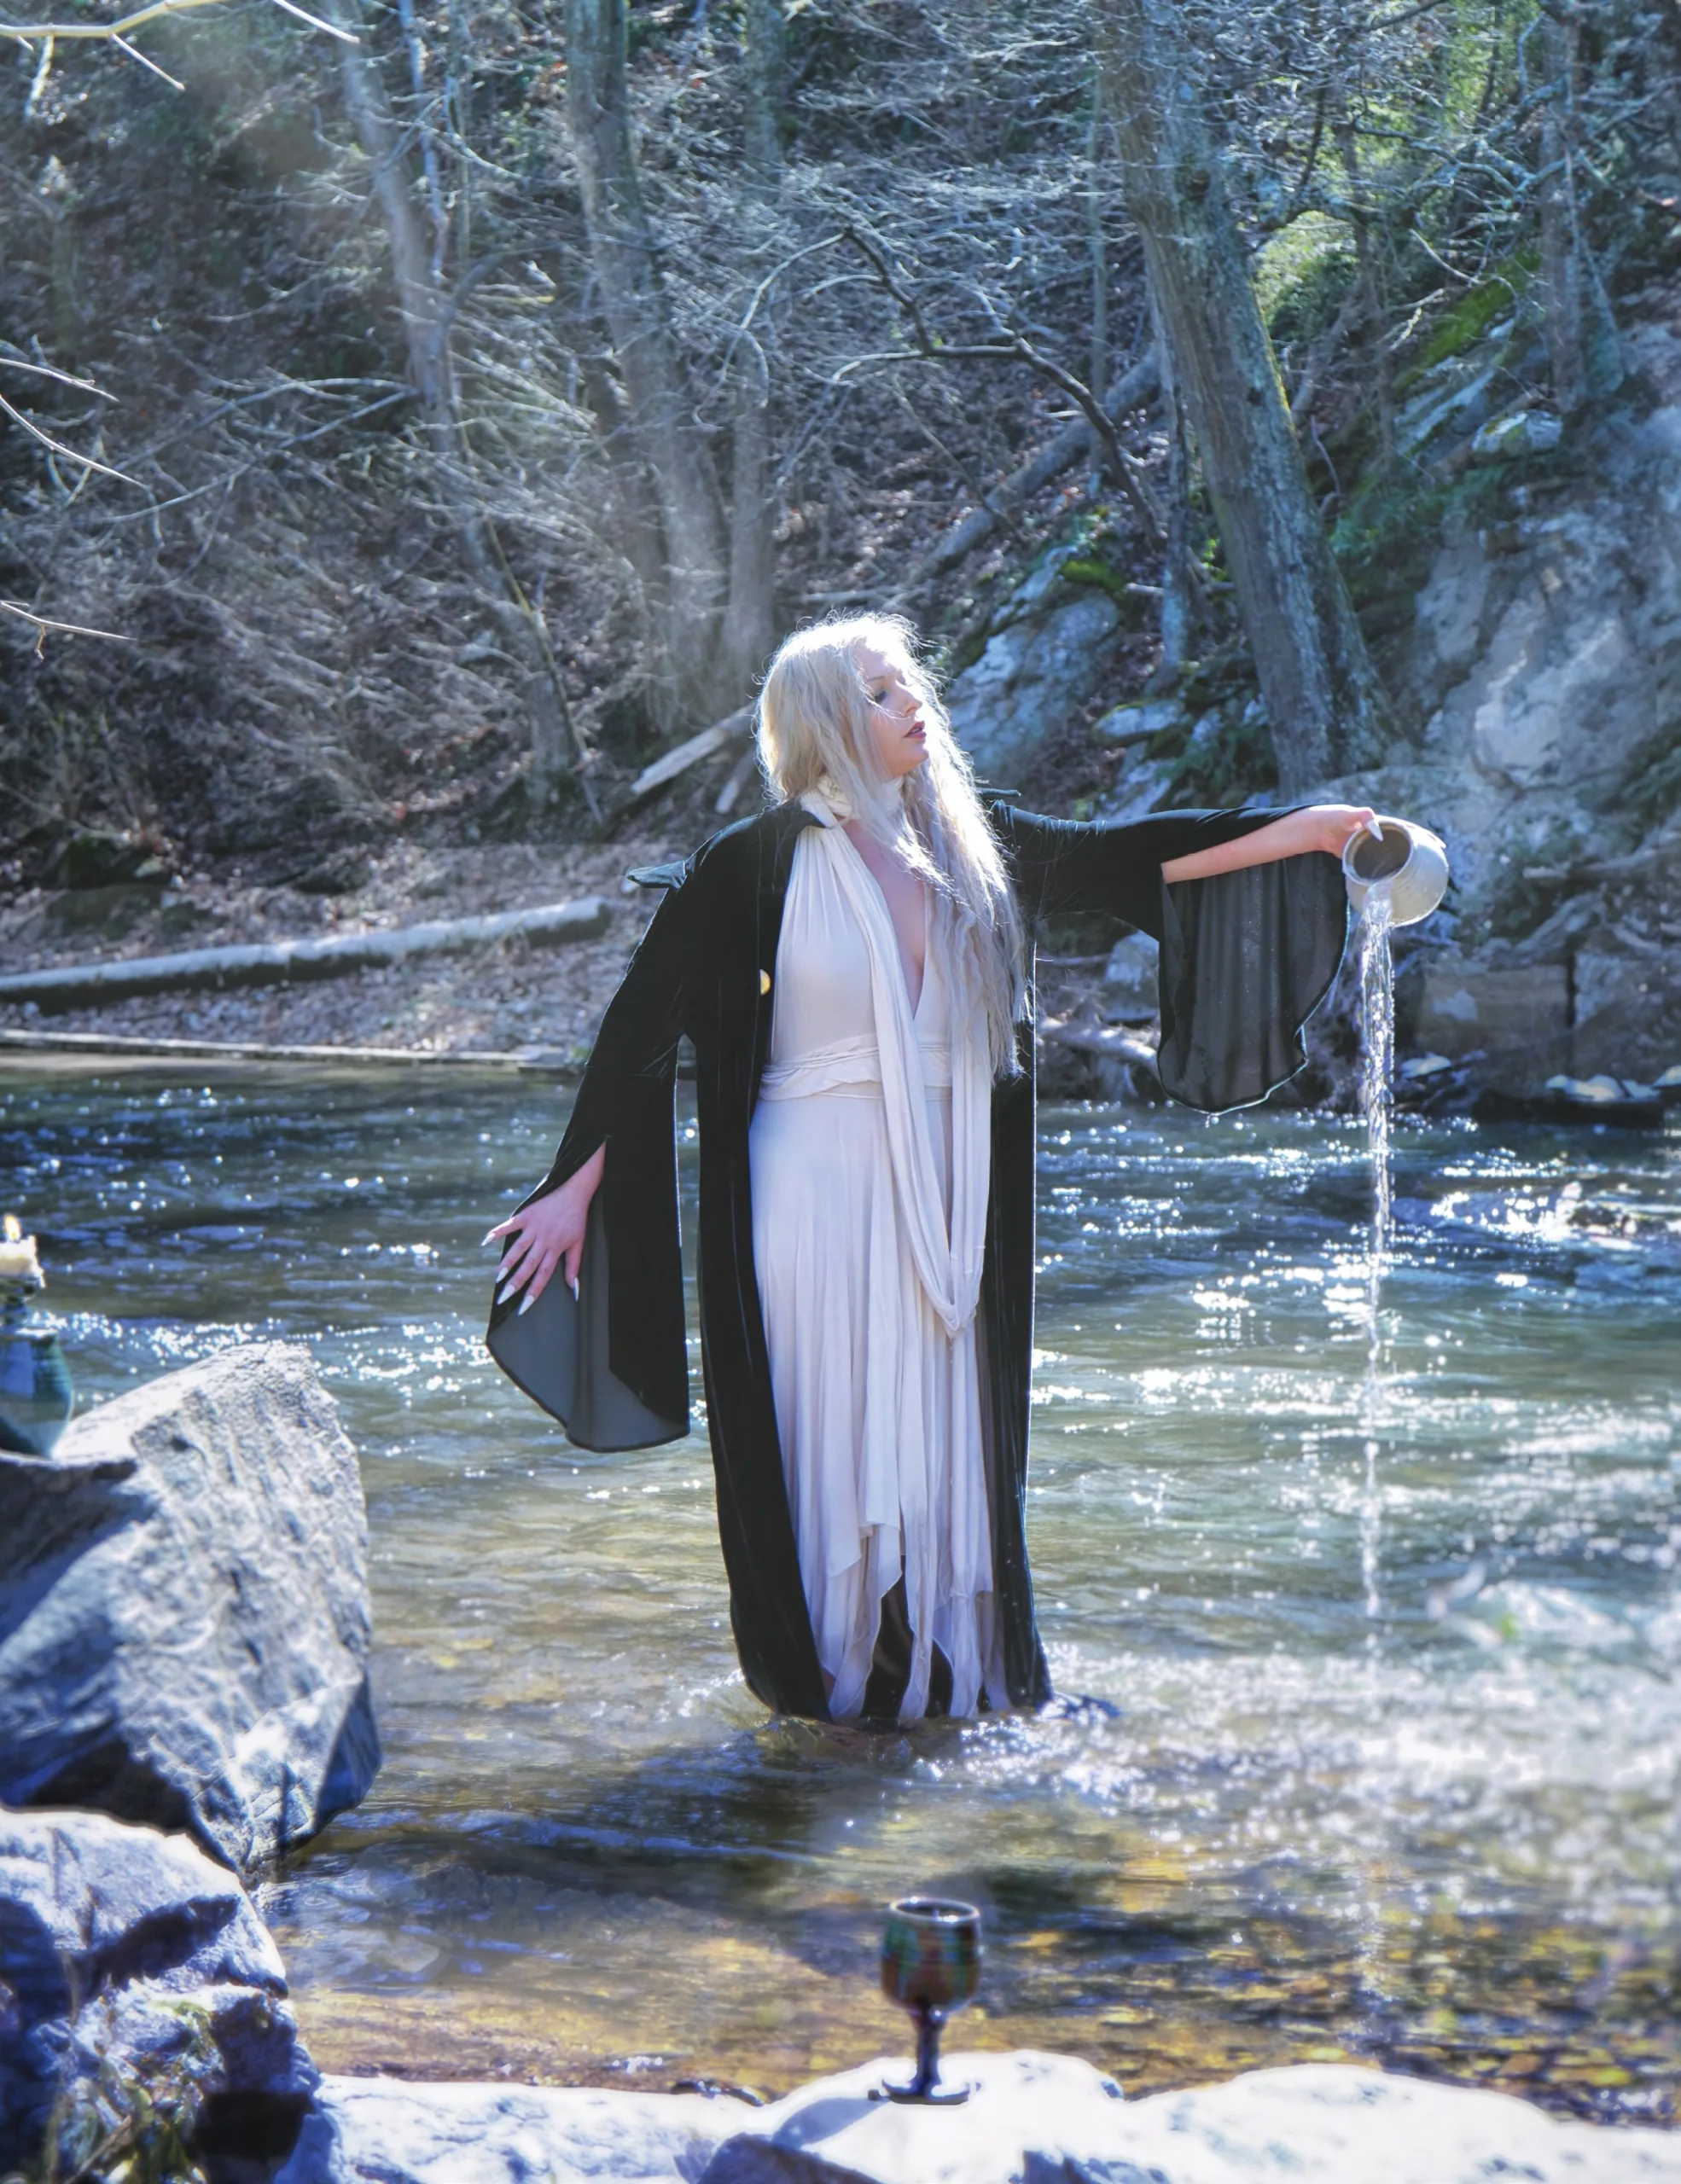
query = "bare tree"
xmin=1536 ymin=9 xmax=1588 ymax=416
xmin=329 ymin=0 xmax=589 ymax=807
xmin=742 ymin=0 xmax=784 ymax=195
xmin=565 ymin=0 xmax=730 ymax=724
xmin=1098 ymin=0 xmax=1389 ymax=791
xmin=6 ymin=0 xmax=1674 ymax=863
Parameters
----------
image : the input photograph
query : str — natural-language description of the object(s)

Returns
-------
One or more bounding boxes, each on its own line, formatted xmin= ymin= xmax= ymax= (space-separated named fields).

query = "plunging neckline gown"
xmin=747 ymin=799 xmax=1003 ymax=1722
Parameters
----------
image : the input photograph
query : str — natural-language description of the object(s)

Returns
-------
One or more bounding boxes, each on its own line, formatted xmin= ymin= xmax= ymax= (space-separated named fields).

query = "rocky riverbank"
xmin=5 ymin=1804 xmax=1677 ymax=2184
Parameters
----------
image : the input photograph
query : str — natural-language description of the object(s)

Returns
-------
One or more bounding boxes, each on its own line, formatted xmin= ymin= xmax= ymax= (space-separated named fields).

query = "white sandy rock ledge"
xmin=276 ymin=2077 xmax=740 ymax=2184
xmin=276 ymin=2051 xmax=1681 ymax=2184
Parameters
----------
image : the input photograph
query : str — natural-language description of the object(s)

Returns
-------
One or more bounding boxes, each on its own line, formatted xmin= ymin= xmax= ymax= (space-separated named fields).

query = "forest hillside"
xmin=1 ymin=0 xmax=1677 ymax=1098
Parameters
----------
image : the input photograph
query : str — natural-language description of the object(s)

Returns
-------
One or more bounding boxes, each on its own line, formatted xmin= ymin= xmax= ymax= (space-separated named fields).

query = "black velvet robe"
xmin=487 ymin=801 xmax=1348 ymax=1721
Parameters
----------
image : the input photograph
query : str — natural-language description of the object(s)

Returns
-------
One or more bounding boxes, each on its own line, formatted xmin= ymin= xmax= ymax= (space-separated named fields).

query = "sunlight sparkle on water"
xmin=3 ymin=1064 xmax=1675 ymax=2117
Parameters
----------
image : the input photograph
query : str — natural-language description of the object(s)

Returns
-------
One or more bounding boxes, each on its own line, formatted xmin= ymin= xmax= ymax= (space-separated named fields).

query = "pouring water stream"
xmin=1358 ymin=882 xmax=1396 ymax=1626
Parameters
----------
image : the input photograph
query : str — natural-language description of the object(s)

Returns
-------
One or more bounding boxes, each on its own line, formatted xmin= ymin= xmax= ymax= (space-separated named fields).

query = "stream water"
xmin=2 ymin=1061 xmax=1676 ymax=2122
xmin=1360 ymin=889 xmax=1396 ymax=1625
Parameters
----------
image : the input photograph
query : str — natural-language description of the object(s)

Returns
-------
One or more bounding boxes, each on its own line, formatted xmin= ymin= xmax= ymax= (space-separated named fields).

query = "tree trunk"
xmin=1085 ymin=73 xmax=1109 ymax=487
xmin=0 ymin=897 xmax=612 ymax=1012
xmin=1334 ymin=107 xmax=1396 ymax=473
xmin=566 ymin=0 xmax=729 ymax=716
xmin=580 ymin=353 xmax=674 ymax=724
xmin=916 ymin=351 xmax=1159 ymax=580
xmin=724 ymin=0 xmax=784 ymax=688
xmin=1097 ymin=0 xmax=1389 ymax=791
xmin=1538 ymin=13 xmax=1587 ymax=418
xmin=333 ymin=0 xmax=587 ymax=806
xmin=1149 ymin=288 xmax=1192 ymax=681
xmin=724 ymin=344 xmax=777 ymax=694
xmin=742 ymin=0 xmax=784 ymax=194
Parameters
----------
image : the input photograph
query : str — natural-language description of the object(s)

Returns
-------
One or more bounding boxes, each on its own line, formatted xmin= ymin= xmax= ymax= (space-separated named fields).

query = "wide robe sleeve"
xmin=990 ymin=802 xmax=1350 ymax=1113
xmin=486 ymin=874 xmax=691 ymax=1451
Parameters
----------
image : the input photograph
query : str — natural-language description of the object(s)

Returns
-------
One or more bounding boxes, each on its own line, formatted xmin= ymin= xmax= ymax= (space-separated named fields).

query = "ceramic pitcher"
xmin=1342 ymin=816 xmax=1450 ymax=926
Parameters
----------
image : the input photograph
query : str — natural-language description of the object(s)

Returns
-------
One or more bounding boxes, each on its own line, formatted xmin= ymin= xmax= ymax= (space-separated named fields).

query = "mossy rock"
xmin=45 ymin=881 xmax=166 ymax=934
xmin=1397 ymin=247 xmax=1539 ymax=390
xmin=55 ymin=830 xmax=166 ymax=889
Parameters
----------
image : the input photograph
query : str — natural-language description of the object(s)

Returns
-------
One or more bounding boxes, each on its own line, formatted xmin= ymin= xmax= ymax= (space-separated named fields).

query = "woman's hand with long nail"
xmin=484 ymin=1142 xmax=607 ymax=1310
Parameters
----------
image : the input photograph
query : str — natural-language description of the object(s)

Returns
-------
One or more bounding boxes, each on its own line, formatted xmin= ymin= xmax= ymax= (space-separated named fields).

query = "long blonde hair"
xmin=756 ymin=613 xmax=1026 ymax=1074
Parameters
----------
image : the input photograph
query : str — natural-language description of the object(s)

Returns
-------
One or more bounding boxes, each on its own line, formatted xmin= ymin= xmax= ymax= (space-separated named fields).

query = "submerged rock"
xmin=697 ymin=2053 xmax=1681 ymax=2184
xmin=276 ymin=2078 xmax=740 ymax=2184
xmin=0 ymin=1342 xmax=380 ymax=1873
xmin=0 ymin=1806 xmax=317 ymax=2181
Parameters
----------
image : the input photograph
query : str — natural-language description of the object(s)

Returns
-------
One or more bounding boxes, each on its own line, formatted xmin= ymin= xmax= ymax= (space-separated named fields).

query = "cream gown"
xmin=748 ymin=794 xmax=1007 ymax=1722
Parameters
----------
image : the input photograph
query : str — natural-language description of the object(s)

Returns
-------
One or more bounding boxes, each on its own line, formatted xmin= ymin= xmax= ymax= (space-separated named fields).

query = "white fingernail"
xmin=519 ymin=1290 xmax=536 ymax=1316
xmin=1365 ymin=816 xmax=1384 ymax=841
xmin=571 ymin=1276 xmax=580 ymax=1300
xmin=480 ymin=1228 xmax=499 ymax=1247
xmin=497 ymin=1280 xmax=517 ymax=1304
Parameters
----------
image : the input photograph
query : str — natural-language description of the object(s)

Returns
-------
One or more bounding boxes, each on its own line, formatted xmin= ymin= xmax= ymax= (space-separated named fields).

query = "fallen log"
xmin=0 ymin=896 xmax=612 ymax=1014
xmin=0 ymin=1027 xmax=580 ymax=1072
xmin=915 ymin=351 xmax=1161 ymax=581
xmin=1040 ymin=1018 xmax=1161 ymax=1075
xmin=604 ymin=704 xmax=756 ymax=829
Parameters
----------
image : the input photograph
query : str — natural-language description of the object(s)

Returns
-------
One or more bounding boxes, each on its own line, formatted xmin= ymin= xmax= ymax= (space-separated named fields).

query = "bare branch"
xmin=0 ymin=390 xmax=137 ymax=483
xmin=0 ymin=354 xmax=114 ymax=398
xmin=840 ymin=225 xmax=1166 ymax=544
xmin=1 ymin=600 xmax=132 ymax=642
xmin=0 ymin=0 xmax=356 ymax=45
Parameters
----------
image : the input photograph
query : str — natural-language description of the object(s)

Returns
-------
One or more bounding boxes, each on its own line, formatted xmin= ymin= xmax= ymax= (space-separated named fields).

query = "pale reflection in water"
xmin=3 ymin=1066 xmax=1675 ymax=2121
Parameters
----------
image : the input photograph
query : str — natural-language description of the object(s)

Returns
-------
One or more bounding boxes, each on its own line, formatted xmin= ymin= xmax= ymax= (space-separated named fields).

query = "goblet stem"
xmin=910 ymin=2002 xmax=944 ymax=2098
xmin=877 ymin=2002 xmax=968 ymax=2104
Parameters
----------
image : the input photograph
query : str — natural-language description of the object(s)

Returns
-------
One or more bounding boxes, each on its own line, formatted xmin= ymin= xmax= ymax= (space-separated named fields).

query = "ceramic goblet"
xmin=874 ymin=1896 xmax=981 ymax=2105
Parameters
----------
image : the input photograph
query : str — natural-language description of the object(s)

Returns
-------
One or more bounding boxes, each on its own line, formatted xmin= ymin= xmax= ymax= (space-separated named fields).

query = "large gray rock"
xmin=1414 ymin=960 xmax=1572 ymax=1059
xmin=0 ymin=1342 xmax=380 ymax=1873
xmin=1346 ymin=399 xmax=1681 ymax=940
xmin=0 ymin=1806 xmax=318 ymax=2180
xmin=276 ymin=2078 xmax=740 ymax=2184
xmin=947 ymin=590 xmax=1120 ymax=788
xmin=697 ymin=2053 xmax=1681 ymax=2184
xmin=1102 ymin=930 xmax=1160 ymax=1016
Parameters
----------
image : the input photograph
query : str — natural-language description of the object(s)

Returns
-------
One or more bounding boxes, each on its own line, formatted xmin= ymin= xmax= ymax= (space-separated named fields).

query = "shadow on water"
xmin=3 ymin=1065 xmax=1676 ymax=2120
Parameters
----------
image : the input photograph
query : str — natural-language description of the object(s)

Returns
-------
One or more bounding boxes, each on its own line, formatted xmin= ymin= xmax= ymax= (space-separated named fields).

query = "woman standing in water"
xmin=488 ymin=615 xmax=1374 ymax=1724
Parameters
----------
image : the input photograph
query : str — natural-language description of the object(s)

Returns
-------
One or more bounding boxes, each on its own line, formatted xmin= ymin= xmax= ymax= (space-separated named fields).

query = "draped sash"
xmin=797 ymin=792 xmax=991 ymax=1336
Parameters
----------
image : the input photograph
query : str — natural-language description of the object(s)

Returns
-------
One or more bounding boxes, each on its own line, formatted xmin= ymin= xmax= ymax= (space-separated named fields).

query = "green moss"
xmin=1061 ymin=557 xmax=1142 ymax=607
xmin=1399 ymin=247 xmax=1539 ymax=386
xmin=1259 ymin=212 xmax=1356 ymax=348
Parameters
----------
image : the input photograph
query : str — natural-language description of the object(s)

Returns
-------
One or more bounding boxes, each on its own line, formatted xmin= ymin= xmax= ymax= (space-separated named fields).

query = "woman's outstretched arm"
xmin=990 ymin=796 xmax=1365 ymax=1113
xmin=1160 ymin=804 xmax=1376 ymax=884
xmin=992 ymin=799 xmax=1374 ymax=930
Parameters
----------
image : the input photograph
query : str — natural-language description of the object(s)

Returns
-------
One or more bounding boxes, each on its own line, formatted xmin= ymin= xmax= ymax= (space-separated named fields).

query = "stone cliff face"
xmin=1341 ymin=361 xmax=1680 ymax=1094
